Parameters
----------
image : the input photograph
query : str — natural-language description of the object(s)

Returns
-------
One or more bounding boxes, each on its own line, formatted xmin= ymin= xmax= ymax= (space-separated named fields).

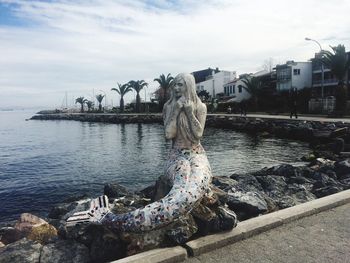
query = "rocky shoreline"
xmin=1 ymin=113 xmax=349 ymax=262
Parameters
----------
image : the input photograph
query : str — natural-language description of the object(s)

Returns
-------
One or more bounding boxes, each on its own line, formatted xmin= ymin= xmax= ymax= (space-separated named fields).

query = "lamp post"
xmin=305 ymin=37 xmax=324 ymax=100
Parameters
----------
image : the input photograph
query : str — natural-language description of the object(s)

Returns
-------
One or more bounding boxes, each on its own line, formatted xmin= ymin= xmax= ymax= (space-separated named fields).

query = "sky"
xmin=1 ymin=0 xmax=350 ymax=109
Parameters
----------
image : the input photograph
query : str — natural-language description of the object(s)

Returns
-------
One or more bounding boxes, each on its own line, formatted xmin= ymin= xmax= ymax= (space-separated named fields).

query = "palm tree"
xmin=95 ymin=94 xmax=105 ymax=112
xmin=111 ymin=83 xmax=132 ymax=113
xmin=241 ymin=76 xmax=261 ymax=110
xmin=154 ymin=73 xmax=174 ymax=110
xmin=128 ymin=80 xmax=148 ymax=113
xmin=320 ymin=44 xmax=350 ymax=113
xmin=75 ymin=96 xmax=87 ymax=113
xmin=86 ymin=100 xmax=94 ymax=112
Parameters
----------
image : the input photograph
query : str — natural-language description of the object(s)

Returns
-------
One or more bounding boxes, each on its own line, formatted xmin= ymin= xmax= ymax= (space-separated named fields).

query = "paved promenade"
xmin=208 ymin=113 xmax=350 ymax=124
xmin=185 ymin=202 xmax=350 ymax=263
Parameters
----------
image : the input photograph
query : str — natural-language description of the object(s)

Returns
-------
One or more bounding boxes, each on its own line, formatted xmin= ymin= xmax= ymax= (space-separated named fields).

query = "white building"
xmin=196 ymin=70 xmax=236 ymax=97
xmin=223 ymin=78 xmax=251 ymax=102
xmin=276 ymin=61 xmax=312 ymax=91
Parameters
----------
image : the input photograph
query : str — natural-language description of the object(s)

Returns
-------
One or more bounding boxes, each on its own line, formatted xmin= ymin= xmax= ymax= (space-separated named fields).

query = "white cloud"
xmin=0 ymin=0 xmax=350 ymax=108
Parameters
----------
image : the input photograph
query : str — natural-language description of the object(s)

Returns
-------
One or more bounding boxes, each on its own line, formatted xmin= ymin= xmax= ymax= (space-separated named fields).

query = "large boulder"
xmin=104 ymin=183 xmax=130 ymax=199
xmin=0 ymin=238 xmax=42 ymax=263
xmin=40 ymin=240 xmax=90 ymax=263
xmin=225 ymin=191 xmax=268 ymax=220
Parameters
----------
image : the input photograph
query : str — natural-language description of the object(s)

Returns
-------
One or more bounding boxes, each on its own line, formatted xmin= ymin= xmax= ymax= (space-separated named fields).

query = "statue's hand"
xmin=175 ymin=96 xmax=186 ymax=111
xmin=184 ymin=100 xmax=194 ymax=115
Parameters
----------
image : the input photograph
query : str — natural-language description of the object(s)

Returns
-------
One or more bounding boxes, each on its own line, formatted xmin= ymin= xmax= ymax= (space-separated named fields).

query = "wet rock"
xmin=40 ymin=240 xmax=90 ymax=263
xmin=0 ymin=238 xmax=42 ymax=263
xmin=104 ymin=183 xmax=130 ymax=199
xmin=14 ymin=213 xmax=47 ymax=233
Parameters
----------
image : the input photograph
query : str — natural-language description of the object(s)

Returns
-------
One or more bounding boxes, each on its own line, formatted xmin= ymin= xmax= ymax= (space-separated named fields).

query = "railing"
xmin=308 ymin=97 xmax=336 ymax=113
xmin=313 ymin=79 xmax=338 ymax=85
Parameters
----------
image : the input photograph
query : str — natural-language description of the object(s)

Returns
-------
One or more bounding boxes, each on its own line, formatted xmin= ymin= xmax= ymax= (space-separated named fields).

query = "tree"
xmin=154 ymin=73 xmax=174 ymax=110
xmin=241 ymin=76 xmax=262 ymax=110
xmin=128 ymin=80 xmax=148 ymax=113
xmin=320 ymin=44 xmax=350 ymax=114
xmin=111 ymin=83 xmax=132 ymax=113
xmin=95 ymin=94 xmax=105 ymax=112
xmin=86 ymin=100 xmax=94 ymax=112
xmin=75 ymin=97 xmax=87 ymax=113
xmin=197 ymin=90 xmax=210 ymax=102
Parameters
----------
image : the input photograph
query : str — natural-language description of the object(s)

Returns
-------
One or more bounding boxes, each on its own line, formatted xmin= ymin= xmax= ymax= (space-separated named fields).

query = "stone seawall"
xmin=31 ymin=113 xmax=350 ymax=144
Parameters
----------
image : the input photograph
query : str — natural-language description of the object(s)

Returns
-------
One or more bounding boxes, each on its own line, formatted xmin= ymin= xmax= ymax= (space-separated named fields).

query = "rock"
xmin=0 ymin=227 xmax=21 ymax=245
xmin=335 ymin=159 xmax=350 ymax=179
xmin=27 ymin=223 xmax=57 ymax=244
xmin=0 ymin=242 xmax=4 ymax=248
xmin=256 ymin=175 xmax=287 ymax=192
xmin=165 ymin=215 xmax=198 ymax=245
xmin=226 ymin=191 xmax=268 ymax=220
xmin=40 ymin=240 xmax=90 ymax=263
xmin=216 ymin=206 xmax=238 ymax=231
xmin=138 ymin=184 xmax=156 ymax=200
xmin=14 ymin=213 xmax=47 ymax=233
xmin=104 ymin=183 xmax=130 ymax=199
xmin=191 ymin=203 xmax=218 ymax=235
xmin=262 ymin=164 xmax=300 ymax=177
xmin=0 ymin=238 xmax=42 ymax=263
xmin=312 ymin=186 xmax=343 ymax=198
xmin=229 ymin=174 xmax=263 ymax=192
xmin=212 ymin=176 xmax=238 ymax=191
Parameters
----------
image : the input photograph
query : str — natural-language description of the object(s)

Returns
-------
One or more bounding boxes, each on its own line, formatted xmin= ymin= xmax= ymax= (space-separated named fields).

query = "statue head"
xmin=169 ymin=73 xmax=199 ymax=104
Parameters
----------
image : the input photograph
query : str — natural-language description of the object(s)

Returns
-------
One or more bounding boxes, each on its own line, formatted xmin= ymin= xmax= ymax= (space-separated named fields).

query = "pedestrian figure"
xmin=227 ymin=106 xmax=232 ymax=114
xmin=240 ymin=100 xmax=247 ymax=116
xmin=289 ymin=88 xmax=298 ymax=118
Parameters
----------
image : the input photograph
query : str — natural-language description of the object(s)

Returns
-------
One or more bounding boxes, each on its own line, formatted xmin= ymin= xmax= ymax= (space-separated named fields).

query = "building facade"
xmin=195 ymin=70 xmax=236 ymax=98
xmin=276 ymin=61 xmax=312 ymax=91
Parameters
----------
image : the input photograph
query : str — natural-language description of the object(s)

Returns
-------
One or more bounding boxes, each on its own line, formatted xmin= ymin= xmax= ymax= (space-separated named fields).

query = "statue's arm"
xmin=163 ymin=103 xmax=179 ymax=140
xmin=184 ymin=102 xmax=206 ymax=140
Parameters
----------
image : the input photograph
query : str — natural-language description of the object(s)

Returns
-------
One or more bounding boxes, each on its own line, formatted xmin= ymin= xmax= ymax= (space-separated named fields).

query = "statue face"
xmin=173 ymin=78 xmax=186 ymax=99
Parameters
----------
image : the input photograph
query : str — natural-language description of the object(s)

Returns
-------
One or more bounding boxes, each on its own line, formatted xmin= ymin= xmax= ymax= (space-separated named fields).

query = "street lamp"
xmin=305 ymin=37 xmax=324 ymax=100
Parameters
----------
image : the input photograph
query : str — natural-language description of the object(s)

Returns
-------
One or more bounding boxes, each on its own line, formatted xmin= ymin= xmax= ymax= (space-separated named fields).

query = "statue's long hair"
xmin=164 ymin=73 xmax=202 ymax=144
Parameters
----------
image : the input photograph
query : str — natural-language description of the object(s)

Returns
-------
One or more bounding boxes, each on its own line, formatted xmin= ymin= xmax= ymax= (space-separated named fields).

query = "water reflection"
xmin=0 ymin=112 xmax=310 ymax=224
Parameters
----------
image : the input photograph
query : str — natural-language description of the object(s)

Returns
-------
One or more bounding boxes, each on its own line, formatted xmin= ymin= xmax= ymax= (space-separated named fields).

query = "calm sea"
xmin=0 ymin=110 xmax=310 ymax=224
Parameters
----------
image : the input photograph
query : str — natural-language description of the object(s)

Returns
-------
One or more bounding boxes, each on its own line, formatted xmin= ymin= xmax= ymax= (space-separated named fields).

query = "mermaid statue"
xmin=67 ymin=73 xmax=213 ymax=232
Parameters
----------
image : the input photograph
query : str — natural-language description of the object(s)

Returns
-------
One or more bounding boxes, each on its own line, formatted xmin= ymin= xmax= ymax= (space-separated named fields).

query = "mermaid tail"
xmin=66 ymin=145 xmax=212 ymax=232
xmin=66 ymin=195 xmax=110 ymax=227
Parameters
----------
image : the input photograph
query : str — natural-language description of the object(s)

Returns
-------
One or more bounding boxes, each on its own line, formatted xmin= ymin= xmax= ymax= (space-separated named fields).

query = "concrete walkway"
xmin=208 ymin=113 xmax=350 ymax=124
xmin=184 ymin=202 xmax=350 ymax=263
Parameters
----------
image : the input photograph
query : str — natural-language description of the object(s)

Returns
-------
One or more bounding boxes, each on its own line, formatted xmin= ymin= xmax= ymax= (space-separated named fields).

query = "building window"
xmin=293 ymin=69 xmax=300 ymax=75
xmin=232 ymin=85 xmax=235 ymax=94
xmin=229 ymin=86 xmax=233 ymax=94
xmin=224 ymin=86 xmax=227 ymax=95
xmin=238 ymin=85 xmax=242 ymax=93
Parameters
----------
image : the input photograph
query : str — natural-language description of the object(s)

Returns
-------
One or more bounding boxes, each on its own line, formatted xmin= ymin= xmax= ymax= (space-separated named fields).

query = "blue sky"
xmin=1 ymin=0 xmax=350 ymax=108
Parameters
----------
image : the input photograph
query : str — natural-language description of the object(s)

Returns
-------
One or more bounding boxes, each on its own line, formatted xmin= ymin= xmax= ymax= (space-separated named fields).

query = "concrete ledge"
xmin=110 ymin=246 xmax=187 ymax=263
xmin=185 ymin=189 xmax=350 ymax=257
